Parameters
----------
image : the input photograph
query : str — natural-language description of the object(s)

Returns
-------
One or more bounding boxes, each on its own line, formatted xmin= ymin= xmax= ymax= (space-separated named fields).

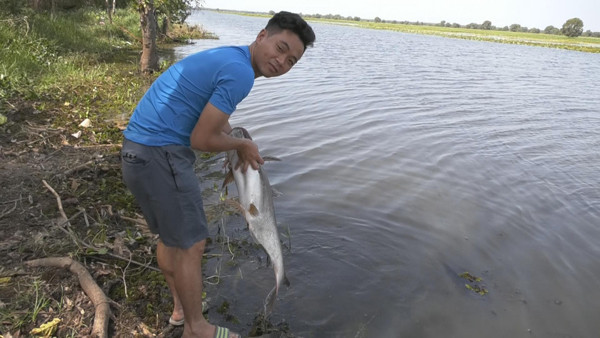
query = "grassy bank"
xmin=0 ymin=6 xmax=224 ymax=337
xmin=218 ymin=9 xmax=600 ymax=53
xmin=1 ymin=6 xmax=215 ymax=139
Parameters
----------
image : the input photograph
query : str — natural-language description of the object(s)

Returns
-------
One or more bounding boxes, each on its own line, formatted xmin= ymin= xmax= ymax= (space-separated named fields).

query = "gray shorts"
xmin=121 ymin=138 xmax=208 ymax=249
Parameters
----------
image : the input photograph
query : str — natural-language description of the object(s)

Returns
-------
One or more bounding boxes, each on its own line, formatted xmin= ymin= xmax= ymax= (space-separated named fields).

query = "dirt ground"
xmin=0 ymin=100 xmax=292 ymax=337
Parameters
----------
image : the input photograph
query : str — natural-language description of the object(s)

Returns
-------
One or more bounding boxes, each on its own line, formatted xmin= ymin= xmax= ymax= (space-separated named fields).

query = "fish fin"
xmin=262 ymin=156 xmax=281 ymax=162
xmin=221 ymin=170 xmax=234 ymax=189
xmin=249 ymin=203 xmax=259 ymax=216
xmin=271 ymin=187 xmax=283 ymax=198
xmin=238 ymin=127 xmax=253 ymax=140
xmin=225 ymin=198 xmax=245 ymax=215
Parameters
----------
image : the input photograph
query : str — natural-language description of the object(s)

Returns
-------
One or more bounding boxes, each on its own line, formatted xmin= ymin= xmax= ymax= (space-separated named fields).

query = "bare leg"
xmin=156 ymin=240 xmax=184 ymax=322
xmin=157 ymin=239 xmax=238 ymax=338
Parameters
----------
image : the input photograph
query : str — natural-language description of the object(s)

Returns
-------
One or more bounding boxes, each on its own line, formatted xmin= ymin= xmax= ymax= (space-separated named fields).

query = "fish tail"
xmin=263 ymin=286 xmax=277 ymax=316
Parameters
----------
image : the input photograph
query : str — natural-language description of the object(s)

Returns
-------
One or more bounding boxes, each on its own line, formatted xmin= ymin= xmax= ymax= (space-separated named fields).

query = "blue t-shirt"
xmin=124 ymin=46 xmax=255 ymax=146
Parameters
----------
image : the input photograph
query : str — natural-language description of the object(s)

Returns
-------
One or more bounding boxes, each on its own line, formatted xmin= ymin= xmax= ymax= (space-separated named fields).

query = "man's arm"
xmin=222 ymin=120 xmax=233 ymax=134
xmin=190 ymin=103 xmax=263 ymax=171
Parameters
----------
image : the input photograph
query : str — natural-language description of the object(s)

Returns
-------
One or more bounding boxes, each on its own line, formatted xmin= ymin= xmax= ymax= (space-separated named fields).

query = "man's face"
xmin=252 ymin=29 xmax=305 ymax=78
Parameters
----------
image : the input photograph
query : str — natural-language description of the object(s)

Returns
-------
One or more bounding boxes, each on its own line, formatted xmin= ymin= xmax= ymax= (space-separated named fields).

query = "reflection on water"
xmin=181 ymin=10 xmax=600 ymax=337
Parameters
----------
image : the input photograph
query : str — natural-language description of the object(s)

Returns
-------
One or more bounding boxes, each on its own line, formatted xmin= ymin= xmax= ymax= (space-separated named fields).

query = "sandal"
xmin=214 ymin=325 xmax=240 ymax=338
xmin=168 ymin=316 xmax=184 ymax=326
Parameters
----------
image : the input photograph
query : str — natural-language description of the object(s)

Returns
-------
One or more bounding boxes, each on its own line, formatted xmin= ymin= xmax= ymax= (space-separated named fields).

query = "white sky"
xmin=203 ymin=0 xmax=600 ymax=32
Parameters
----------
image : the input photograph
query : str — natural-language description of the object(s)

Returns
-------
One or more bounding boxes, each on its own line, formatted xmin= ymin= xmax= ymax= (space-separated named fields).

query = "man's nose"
xmin=276 ymin=54 xmax=286 ymax=66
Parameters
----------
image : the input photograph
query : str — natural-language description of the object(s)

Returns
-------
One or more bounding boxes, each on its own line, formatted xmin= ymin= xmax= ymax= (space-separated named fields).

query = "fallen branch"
xmin=25 ymin=257 xmax=111 ymax=338
xmin=42 ymin=180 xmax=160 ymax=272
xmin=119 ymin=26 xmax=142 ymax=44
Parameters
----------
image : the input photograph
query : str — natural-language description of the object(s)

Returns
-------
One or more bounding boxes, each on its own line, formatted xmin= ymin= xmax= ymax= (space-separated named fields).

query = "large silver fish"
xmin=223 ymin=127 xmax=288 ymax=315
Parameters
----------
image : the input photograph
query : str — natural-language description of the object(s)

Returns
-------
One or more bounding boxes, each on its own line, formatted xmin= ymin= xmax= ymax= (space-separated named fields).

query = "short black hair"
xmin=265 ymin=11 xmax=315 ymax=50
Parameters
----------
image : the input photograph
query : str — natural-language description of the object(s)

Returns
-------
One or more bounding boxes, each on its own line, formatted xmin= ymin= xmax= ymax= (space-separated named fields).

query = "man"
xmin=121 ymin=11 xmax=315 ymax=338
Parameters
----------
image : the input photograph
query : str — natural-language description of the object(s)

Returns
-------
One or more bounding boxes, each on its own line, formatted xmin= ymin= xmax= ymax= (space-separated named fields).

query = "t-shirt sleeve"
xmin=209 ymin=61 xmax=254 ymax=115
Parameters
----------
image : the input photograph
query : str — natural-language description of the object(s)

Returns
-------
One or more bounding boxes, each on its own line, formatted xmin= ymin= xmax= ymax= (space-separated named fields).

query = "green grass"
xmin=0 ymin=6 xmax=218 ymax=146
xmin=0 ymin=8 xmax=142 ymax=101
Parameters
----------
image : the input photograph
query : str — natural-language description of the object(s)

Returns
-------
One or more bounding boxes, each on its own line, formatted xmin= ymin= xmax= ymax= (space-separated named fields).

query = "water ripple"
xmin=184 ymin=11 xmax=600 ymax=337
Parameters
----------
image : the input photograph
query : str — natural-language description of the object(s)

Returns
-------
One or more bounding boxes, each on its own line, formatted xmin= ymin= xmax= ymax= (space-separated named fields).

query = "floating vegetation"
xmin=459 ymin=272 xmax=488 ymax=296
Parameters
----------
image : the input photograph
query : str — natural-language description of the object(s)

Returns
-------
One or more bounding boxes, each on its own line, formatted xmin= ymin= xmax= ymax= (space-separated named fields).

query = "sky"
xmin=203 ymin=0 xmax=600 ymax=32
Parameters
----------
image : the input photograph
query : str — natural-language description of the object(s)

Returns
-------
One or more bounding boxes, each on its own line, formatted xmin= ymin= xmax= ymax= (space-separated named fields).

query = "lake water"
xmin=177 ymin=10 xmax=600 ymax=338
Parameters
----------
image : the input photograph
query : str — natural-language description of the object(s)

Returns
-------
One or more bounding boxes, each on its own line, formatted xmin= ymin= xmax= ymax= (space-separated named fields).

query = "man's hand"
xmin=237 ymin=139 xmax=264 ymax=172
xmin=190 ymin=103 xmax=264 ymax=172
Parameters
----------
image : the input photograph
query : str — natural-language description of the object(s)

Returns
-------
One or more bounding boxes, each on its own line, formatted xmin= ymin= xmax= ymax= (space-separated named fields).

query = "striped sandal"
xmin=214 ymin=325 xmax=240 ymax=338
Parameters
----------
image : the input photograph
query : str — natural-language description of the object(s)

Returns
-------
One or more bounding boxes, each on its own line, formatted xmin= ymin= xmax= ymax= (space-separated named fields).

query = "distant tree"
xmin=509 ymin=23 xmax=521 ymax=32
xmin=439 ymin=20 xmax=446 ymax=27
xmin=155 ymin=0 xmax=197 ymax=37
xmin=374 ymin=16 xmax=381 ymax=23
xmin=451 ymin=23 xmax=460 ymax=28
xmin=583 ymin=30 xmax=592 ymax=37
xmin=481 ymin=20 xmax=492 ymax=30
xmin=529 ymin=28 xmax=540 ymax=33
xmin=501 ymin=26 xmax=509 ymax=31
xmin=561 ymin=17 xmax=583 ymax=37
xmin=520 ymin=26 xmax=528 ymax=32
xmin=269 ymin=10 xmax=275 ymax=15
xmin=544 ymin=25 xmax=558 ymax=34
xmin=466 ymin=23 xmax=479 ymax=29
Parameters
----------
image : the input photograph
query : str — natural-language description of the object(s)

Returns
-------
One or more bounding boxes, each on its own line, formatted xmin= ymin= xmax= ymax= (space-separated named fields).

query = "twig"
xmin=120 ymin=253 xmax=132 ymax=299
xmin=0 ymin=201 xmax=17 ymax=219
xmin=120 ymin=215 xmax=147 ymax=226
xmin=82 ymin=208 xmax=91 ymax=227
xmin=42 ymin=179 xmax=68 ymax=224
xmin=0 ymin=196 xmax=23 ymax=205
xmin=74 ymin=144 xmax=122 ymax=149
xmin=64 ymin=160 xmax=95 ymax=176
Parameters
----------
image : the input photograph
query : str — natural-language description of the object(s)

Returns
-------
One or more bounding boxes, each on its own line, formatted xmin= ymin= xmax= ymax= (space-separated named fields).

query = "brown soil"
xmin=0 ymin=99 xmax=292 ymax=337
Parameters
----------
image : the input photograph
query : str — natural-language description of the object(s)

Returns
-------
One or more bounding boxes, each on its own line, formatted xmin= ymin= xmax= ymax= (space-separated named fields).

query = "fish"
xmin=223 ymin=126 xmax=289 ymax=315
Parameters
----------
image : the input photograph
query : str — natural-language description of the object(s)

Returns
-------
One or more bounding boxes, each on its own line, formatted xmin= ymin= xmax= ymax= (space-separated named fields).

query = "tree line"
xmin=293 ymin=11 xmax=598 ymax=38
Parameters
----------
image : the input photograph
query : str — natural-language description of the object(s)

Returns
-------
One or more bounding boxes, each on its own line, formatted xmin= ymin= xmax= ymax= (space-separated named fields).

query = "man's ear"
xmin=256 ymin=29 xmax=268 ymax=42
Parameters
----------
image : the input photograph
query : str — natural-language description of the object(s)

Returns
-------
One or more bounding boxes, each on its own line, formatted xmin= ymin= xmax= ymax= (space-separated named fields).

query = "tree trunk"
xmin=112 ymin=0 xmax=116 ymax=15
xmin=106 ymin=0 xmax=112 ymax=24
xmin=161 ymin=16 xmax=169 ymax=37
xmin=139 ymin=0 xmax=159 ymax=74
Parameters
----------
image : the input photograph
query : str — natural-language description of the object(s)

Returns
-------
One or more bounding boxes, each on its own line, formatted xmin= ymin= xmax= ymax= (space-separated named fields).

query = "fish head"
xmin=229 ymin=127 xmax=252 ymax=140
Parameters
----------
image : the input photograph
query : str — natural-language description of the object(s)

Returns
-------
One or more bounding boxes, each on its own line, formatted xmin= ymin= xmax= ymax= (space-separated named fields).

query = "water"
xmin=179 ymin=10 xmax=600 ymax=337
